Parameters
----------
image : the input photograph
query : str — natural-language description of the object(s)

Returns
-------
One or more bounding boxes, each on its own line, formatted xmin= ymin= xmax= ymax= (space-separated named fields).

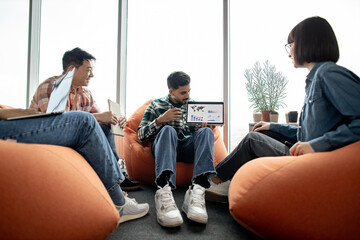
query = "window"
xmin=0 ymin=0 xmax=29 ymax=108
xmin=39 ymin=0 xmax=118 ymax=111
xmin=126 ymin=0 xmax=223 ymax=116
xmin=229 ymin=0 xmax=360 ymax=150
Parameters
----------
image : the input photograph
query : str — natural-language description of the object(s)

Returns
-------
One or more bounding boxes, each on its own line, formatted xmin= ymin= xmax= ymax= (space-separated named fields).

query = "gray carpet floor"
xmin=107 ymin=184 xmax=262 ymax=240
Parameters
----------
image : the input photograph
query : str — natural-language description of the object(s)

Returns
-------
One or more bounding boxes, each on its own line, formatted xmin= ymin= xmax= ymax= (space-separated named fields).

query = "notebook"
xmin=186 ymin=101 xmax=224 ymax=125
xmin=5 ymin=68 xmax=75 ymax=120
xmin=108 ymin=99 xmax=124 ymax=136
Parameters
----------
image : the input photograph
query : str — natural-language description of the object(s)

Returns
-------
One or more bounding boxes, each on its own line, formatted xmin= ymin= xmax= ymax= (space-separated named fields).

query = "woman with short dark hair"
xmin=206 ymin=16 xmax=360 ymax=201
xmin=287 ymin=16 xmax=339 ymax=65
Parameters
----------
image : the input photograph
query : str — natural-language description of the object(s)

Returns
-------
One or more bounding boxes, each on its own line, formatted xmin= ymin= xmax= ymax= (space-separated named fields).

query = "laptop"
xmin=108 ymin=99 xmax=124 ymax=136
xmin=5 ymin=68 xmax=75 ymax=120
xmin=186 ymin=101 xmax=224 ymax=125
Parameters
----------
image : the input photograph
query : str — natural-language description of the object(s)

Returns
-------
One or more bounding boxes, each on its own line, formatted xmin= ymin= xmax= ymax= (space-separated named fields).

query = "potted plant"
xmin=252 ymin=112 xmax=262 ymax=122
xmin=270 ymin=111 xmax=279 ymax=123
xmin=245 ymin=60 xmax=288 ymax=122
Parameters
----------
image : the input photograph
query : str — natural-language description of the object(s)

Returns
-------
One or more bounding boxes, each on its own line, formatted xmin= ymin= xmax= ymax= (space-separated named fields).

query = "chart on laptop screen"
xmin=186 ymin=102 xmax=224 ymax=125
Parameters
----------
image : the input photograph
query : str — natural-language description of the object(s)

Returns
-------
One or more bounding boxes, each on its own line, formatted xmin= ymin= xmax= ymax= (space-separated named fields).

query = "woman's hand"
xmin=289 ymin=141 xmax=315 ymax=156
xmin=252 ymin=121 xmax=270 ymax=132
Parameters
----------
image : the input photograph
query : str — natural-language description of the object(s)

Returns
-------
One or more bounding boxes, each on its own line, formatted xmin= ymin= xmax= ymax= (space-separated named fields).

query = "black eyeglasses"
xmin=285 ymin=42 xmax=293 ymax=54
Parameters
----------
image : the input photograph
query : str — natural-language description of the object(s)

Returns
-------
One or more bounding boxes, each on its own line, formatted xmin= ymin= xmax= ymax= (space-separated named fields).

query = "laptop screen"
xmin=46 ymin=68 xmax=74 ymax=113
xmin=186 ymin=101 xmax=224 ymax=125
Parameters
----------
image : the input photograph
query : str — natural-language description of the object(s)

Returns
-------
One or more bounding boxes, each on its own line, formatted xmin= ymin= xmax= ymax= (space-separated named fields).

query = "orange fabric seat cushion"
xmin=124 ymin=99 xmax=228 ymax=186
xmin=0 ymin=140 xmax=119 ymax=240
xmin=229 ymin=141 xmax=360 ymax=240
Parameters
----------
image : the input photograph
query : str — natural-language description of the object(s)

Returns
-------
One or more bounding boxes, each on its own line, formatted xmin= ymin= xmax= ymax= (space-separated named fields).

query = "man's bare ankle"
xmin=211 ymin=176 xmax=223 ymax=184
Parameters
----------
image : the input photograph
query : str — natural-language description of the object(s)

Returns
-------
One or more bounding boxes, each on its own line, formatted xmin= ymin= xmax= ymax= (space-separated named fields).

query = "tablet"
xmin=186 ymin=101 xmax=224 ymax=125
xmin=108 ymin=99 xmax=124 ymax=136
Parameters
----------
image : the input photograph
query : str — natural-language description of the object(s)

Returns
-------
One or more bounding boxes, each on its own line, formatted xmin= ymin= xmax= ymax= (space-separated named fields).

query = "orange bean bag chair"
xmin=229 ymin=141 xmax=360 ymax=240
xmin=123 ymin=99 xmax=228 ymax=186
xmin=0 ymin=140 xmax=119 ymax=240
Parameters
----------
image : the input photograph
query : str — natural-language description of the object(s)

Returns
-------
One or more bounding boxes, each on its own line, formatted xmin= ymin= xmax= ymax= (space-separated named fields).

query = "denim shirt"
xmin=271 ymin=62 xmax=360 ymax=152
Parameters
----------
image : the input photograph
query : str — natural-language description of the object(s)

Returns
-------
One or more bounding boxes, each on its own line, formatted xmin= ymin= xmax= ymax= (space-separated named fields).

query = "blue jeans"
xmin=100 ymin=123 xmax=120 ymax=161
xmin=151 ymin=125 xmax=216 ymax=188
xmin=0 ymin=111 xmax=125 ymax=205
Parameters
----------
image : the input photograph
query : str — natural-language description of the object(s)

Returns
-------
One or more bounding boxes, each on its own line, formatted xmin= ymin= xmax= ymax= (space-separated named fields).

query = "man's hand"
xmin=252 ymin=121 xmax=270 ymax=132
xmin=156 ymin=108 xmax=182 ymax=125
xmin=289 ymin=141 xmax=315 ymax=156
xmin=93 ymin=111 xmax=127 ymax=127
xmin=196 ymin=122 xmax=216 ymax=130
xmin=0 ymin=108 xmax=40 ymax=120
xmin=118 ymin=115 xmax=127 ymax=128
xmin=93 ymin=111 xmax=118 ymax=125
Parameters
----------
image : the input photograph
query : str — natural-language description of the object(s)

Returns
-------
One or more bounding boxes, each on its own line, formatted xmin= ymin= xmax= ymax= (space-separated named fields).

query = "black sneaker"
xmin=120 ymin=173 xmax=141 ymax=191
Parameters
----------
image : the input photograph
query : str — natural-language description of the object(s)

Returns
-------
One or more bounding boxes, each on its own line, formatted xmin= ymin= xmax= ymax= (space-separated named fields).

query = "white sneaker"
xmin=116 ymin=192 xmax=149 ymax=224
xmin=155 ymin=184 xmax=183 ymax=227
xmin=205 ymin=180 xmax=230 ymax=203
xmin=182 ymin=184 xmax=208 ymax=224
